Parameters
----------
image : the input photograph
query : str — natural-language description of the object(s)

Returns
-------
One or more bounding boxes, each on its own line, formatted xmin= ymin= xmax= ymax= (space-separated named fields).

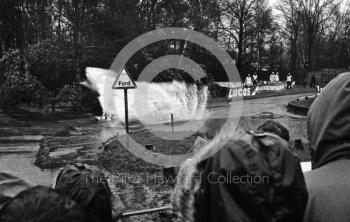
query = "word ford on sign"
xmin=118 ymin=81 xmax=132 ymax=87
xmin=112 ymin=69 xmax=136 ymax=89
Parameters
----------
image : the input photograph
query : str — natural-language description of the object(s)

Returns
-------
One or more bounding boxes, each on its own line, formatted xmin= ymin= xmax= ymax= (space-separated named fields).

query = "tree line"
xmin=0 ymin=0 xmax=349 ymax=108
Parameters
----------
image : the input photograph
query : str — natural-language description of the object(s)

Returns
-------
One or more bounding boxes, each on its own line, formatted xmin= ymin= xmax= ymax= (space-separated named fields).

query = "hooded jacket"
xmin=172 ymin=131 xmax=308 ymax=222
xmin=55 ymin=164 xmax=113 ymax=222
xmin=304 ymin=72 xmax=350 ymax=222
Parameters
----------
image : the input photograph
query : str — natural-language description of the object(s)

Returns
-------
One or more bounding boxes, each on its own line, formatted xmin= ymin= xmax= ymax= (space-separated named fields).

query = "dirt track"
xmin=0 ymin=92 xmax=313 ymax=220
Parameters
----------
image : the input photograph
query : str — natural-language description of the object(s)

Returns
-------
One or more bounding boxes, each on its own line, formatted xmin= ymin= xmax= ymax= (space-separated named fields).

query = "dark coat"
xmin=304 ymin=72 xmax=350 ymax=222
xmin=173 ymin=131 xmax=308 ymax=222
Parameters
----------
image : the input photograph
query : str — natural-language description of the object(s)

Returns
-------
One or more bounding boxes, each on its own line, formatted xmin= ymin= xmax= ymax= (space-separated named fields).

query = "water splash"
xmin=84 ymin=67 xmax=208 ymax=124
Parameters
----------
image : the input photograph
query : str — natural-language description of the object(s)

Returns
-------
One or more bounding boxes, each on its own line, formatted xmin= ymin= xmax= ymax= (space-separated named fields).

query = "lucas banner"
xmin=227 ymin=82 xmax=287 ymax=99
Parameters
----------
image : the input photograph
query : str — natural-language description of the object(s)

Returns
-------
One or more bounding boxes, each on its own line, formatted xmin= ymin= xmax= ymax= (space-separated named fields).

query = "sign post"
xmin=124 ymin=88 xmax=129 ymax=133
xmin=170 ymin=114 xmax=174 ymax=133
xmin=112 ymin=69 xmax=137 ymax=134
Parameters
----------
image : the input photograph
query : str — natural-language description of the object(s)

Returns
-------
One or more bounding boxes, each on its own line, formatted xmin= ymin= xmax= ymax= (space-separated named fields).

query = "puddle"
xmin=49 ymin=146 xmax=83 ymax=157
xmin=0 ymin=142 xmax=40 ymax=153
xmin=0 ymin=135 xmax=43 ymax=142
xmin=0 ymin=153 xmax=58 ymax=186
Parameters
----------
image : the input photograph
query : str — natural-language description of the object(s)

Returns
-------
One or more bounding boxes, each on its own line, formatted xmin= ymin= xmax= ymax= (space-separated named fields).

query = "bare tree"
xmin=297 ymin=0 xmax=341 ymax=70
xmin=218 ymin=0 xmax=257 ymax=72
xmin=276 ymin=0 xmax=301 ymax=73
xmin=344 ymin=5 xmax=350 ymax=62
xmin=323 ymin=4 xmax=346 ymax=67
xmin=58 ymin=0 xmax=99 ymax=81
xmin=253 ymin=0 xmax=273 ymax=71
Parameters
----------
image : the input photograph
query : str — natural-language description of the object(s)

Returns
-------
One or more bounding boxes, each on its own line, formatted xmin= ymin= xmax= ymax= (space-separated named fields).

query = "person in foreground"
xmin=256 ymin=120 xmax=290 ymax=142
xmin=55 ymin=163 xmax=120 ymax=222
xmin=0 ymin=172 xmax=32 ymax=210
xmin=303 ymin=72 xmax=350 ymax=222
xmin=172 ymin=129 xmax=308 ymax=222
xmin=0 ymin=186 xmax=93 ymax=222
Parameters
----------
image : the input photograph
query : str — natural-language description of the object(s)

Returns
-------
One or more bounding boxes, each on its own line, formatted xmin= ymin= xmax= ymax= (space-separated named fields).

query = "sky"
xmin=269 ymin=0 xmax=348 ymax=16
xmin=268 ymin=0 xmax=281 ymax=17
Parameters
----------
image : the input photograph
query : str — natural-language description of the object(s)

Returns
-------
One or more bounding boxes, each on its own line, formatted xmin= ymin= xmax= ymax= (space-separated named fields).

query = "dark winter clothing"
xmin=0 ymin=186 xmax=92 ymax=222
xmin=55 ymin=164 xmax=113 ymax=222
xmin=173 ymin=131 xmax=308 ymax=222
xmin=304 ymin=72 xmax=350 ymax=222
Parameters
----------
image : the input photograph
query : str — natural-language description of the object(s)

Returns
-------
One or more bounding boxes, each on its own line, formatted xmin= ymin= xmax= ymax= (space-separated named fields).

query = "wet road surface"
xmin=0 ymin=92 xmax=313 ymax=211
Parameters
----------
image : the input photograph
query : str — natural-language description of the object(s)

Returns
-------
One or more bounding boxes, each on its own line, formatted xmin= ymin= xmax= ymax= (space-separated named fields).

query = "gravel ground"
xmin=0 ymin=92 xmax=312 ymax=221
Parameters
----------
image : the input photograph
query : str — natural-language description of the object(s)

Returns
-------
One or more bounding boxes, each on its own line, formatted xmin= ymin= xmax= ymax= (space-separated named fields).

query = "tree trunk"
xmin=19 ymin=2 xmax=30 ymax=78
xmin=237 ymin=19 xmax=244 ymax=73
xmin=306 ymin=39 xmax=313 ymax=71
xmin=291 ymin=37 xmax=297 ymax=73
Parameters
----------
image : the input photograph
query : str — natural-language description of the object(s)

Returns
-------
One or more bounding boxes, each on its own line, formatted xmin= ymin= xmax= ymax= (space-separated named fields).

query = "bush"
xmin=56 ymin=84 xmax=102 ymax=114
xmin=56 ymin=84 xmax=84 ymax=112
xmin=26 ymin=39 xmax=76 ymax=90
xmin=208 ymin=82 xmax=228 ymax=97
xmin=0 ymin=72 xmax=46 ymax=106
xmin=0 ymin=49 xmax=46 ymax=106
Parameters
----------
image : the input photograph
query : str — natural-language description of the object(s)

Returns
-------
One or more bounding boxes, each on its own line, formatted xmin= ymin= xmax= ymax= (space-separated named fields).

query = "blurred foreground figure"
xmin=256 ymin=120 xmax=290 ymax=142
xmin=55 ymin=164 xmax=115 ymax=222
xmin=304 ymin=72 xmax=350 ymax=222
xmin=0 ymin=186 xmax=92 ymax=222
xmin=0 ymin=172 xmax=32 ymax=210
xmin=172 ymin=131 xmax=307 ymax=222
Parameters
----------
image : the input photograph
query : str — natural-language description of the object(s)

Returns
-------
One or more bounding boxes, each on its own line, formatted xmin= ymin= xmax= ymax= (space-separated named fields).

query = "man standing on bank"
xmin=287 ymin=73 xmax=292 ymax=89
xmin=245 ymin=74 xmax=253 ymax=87
xmin=253 ymin=72 xmax=258 ymax=87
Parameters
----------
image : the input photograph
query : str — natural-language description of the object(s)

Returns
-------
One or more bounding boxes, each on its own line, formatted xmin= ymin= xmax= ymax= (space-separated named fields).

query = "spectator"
xmin=0 ymin=172 xmax=32 ymax=211
xmin=0 ymin=172 xmax=32 ymax=199
xmin=287 ymin=73 xmax=293 ymax=89
xmin=245 ymin=74 xmax=253 ymax=87
xmin=253 ymin=72 xmax=258 ymax=87
xmin=269 ymin=72 xmax=274 ymax=83
xmin=310 ymin=76 xmax=316 ymax=88
xmin=304 ymin=72 xmax=350 ymax=222
xmin=55 ymin=163 xmax=118 ymax=222
xmin=270 ymin=71 xmax=277 ymax=83
xmin=256 ymin=120 xmax=290 ymax=142
xmin=276 ymin=72 xmax=280 ymax=82
xmin=0 ymin=195 xmax=11 ymax=211
xmin=173 ymin=131 xmax=308 ymax=222
xmin=0 ymin=186 xmax=92 ymax=222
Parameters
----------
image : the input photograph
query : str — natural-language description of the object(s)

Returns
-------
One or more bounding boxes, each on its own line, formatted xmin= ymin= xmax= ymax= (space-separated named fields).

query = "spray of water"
xmin=84 ymin=67 xmax=209 ymax=124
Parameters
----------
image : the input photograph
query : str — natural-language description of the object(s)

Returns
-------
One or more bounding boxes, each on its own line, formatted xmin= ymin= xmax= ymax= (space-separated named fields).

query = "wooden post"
xmin=171 ymin=113 xmax=174 ymax=133
xmin=124 ymin=89 xmax=129 ymax=134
